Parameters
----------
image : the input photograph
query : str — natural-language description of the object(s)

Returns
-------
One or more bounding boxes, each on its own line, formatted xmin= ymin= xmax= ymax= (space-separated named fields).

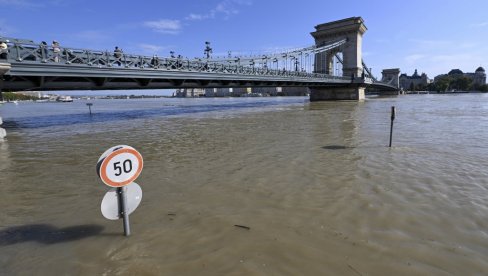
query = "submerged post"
xmin=389 ymin=106 xmax=395 ymax=147
xmin=117 ymin=187 xmax=131 ymax=236
xmin=86 ymin=103 xmax=93 ymax=115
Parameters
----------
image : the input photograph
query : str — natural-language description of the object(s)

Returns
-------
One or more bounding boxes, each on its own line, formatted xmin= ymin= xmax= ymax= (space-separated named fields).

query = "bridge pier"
xmin=0 ymin=62 xmax=11 ymax=140
xmin=309 ymin=86 xmax=365 ymax=101
xmin=0 ymin=62 xmax=9 ymax=102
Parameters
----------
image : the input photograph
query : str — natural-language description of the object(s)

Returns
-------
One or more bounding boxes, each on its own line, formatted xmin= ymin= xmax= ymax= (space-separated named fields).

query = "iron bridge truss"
xmin=0 ymin=37 xmax=396 ymax=91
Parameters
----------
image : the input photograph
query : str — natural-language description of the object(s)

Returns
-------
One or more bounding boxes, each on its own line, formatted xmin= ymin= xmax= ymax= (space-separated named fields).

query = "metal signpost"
xmin=97 ymin=145 xmax=143 ymax=236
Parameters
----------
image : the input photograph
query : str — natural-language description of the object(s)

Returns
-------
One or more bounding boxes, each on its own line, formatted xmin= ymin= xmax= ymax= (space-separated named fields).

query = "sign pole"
xmin=117 ymin=186 xmax=131 ymax=236
xmin=98 ymin=145 xmax=143 ymax=237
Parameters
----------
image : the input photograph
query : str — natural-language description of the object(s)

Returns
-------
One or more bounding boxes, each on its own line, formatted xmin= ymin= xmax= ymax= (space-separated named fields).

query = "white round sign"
xmin=101 ymin=182 xmax=143 ymax=220
xmin=97 ymin=145 xmax=143 ymax=187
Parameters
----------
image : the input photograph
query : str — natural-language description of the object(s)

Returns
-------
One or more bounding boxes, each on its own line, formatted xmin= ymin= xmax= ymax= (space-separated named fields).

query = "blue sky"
xmin=1 ymin=0 xmax=487 ymax=80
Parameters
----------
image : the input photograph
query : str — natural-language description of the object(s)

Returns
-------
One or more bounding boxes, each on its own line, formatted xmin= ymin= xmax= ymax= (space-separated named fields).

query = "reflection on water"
xmin=1 ymin=95 xmax=488 ymax=275
xmin=0 ymin=224 xmax=104 ymax=245
xmin=0 ymin=141 xmax=11 ymax=172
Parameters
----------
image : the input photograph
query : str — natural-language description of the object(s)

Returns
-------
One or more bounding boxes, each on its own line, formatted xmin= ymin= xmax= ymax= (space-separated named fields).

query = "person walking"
xmin=113 ymin=46 xmax=123 ymax=66
xmin=0 ymin=40 xmax=8 ymax=59
xmin=52 ymin=40 xmax=61 ymax=62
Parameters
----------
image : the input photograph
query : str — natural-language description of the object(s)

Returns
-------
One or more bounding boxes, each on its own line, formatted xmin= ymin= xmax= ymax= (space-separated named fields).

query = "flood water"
xmin=1 ymin=94 xmax=487 ymax=275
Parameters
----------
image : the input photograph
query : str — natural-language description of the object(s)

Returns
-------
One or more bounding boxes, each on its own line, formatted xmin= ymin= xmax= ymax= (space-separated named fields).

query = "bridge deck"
xmin=0 ymin=37 xmax=398 ymax=92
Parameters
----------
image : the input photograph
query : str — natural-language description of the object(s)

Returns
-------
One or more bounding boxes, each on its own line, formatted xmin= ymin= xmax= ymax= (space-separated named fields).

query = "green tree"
xmin=435 ymin=75 xmax=451 ymax=92
xmin=479 ymin=84 xmax=488 ymax=92
xmin=451 ymin=76 xmax=472 ymax=91
xmin=427 ymin=82 xmax=436 ymax=91
xmin=1 ymin=92 xmax=38 ymax=101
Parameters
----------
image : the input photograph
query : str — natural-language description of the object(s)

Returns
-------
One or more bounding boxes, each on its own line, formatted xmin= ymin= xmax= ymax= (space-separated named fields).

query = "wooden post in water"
xmin=389 ymin=106 xmax=395 ymax=147
xmin=86 ymin=103 xmax=93 ymax=115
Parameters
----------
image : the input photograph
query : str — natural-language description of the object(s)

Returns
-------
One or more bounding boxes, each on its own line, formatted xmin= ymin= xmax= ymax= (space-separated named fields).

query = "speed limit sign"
xmin=97 ymin=145 xmax=143 ymax=187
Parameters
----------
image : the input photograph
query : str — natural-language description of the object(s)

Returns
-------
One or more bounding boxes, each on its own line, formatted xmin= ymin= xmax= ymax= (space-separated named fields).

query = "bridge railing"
xmin=0 ymin=38 xmax=352 ymax=82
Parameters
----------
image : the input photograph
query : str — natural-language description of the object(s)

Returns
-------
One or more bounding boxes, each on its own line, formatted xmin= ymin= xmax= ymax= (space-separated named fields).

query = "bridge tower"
xmin=381 ymin=68 xmax=400 ymax=88
xmin=309 ymin=17 xmax=367 ymax=101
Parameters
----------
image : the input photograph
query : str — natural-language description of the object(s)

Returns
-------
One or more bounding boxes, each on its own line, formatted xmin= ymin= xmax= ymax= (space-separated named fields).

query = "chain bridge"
xmin=0 ymin=17 xmax=399 ymax=101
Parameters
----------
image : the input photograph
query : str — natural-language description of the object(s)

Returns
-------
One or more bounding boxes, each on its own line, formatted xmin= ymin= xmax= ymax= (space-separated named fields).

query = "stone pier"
xmin=309 ymin=86 xmax=365 ymax=101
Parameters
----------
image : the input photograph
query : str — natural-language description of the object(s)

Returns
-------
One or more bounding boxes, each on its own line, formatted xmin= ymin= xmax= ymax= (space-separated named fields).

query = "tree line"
xmin=410 ymin=75 xmax=488 ymax=92
xmin=1 ymin=92 xmax=39 ymax=101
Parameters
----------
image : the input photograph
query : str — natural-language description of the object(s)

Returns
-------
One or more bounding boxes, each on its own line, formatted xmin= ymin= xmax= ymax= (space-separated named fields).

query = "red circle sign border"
xmin=100 ymin=147 xmax=143 ymax=187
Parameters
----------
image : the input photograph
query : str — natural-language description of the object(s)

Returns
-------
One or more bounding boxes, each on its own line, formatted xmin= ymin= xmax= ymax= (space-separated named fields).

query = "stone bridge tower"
xmin=309 ymin=17 xmax=367 ymax=100
xmin=381 ymin=68 xmax=400 ymax=88
xmin=311 ymin=17 xmax=367 ymax=80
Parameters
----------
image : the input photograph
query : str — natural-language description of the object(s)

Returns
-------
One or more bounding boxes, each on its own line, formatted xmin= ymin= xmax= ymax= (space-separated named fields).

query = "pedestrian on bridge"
xmin=39 ymin=41 xmax=48 ymax=62
xmin=52 ymin=40 xmax=61 ymax=62
xmin=0 ymin=40 xmax=8 ymax=59
xmin=150 ymin=55 xmax=160 ymax=68
xmin=113 ymin=46 xmax=123 ymax=66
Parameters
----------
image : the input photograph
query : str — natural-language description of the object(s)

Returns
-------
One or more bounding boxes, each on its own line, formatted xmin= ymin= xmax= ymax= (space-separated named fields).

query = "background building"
xmin=433 ymin=67 xmax=486 ymax=91
xmin=399 ymin=69 xmax=431 ymax=91
xmin=469 ymin=67 xmax=486 ymax=86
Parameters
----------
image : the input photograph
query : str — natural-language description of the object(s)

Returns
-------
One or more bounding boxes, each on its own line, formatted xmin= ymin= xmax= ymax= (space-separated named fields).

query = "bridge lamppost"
xmin=262 ymin=55 xmax=268 ymax=70
xmin=204 ymin=41 xmax=213 ymax=59
xmin=293 ymin=57 xmax=299 ymax=72
xmin=305 ymin=53 xmax=309 ymax=73
xmin=282 ymin=54 xmax=287 ymax=71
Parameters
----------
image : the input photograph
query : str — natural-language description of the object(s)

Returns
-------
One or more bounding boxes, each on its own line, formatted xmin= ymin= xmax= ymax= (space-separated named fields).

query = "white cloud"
xmin=430 ymin=53 xmax=474 ymax=63
xmin=0 ymin=0 xmax=41 ymax=7
xmin=215 ymin=1 xmax=239 ymax=16
xmin=144 ymin=19 xmax=181 ymax=34
xmin=184 ymin=0 xmax=252 ymax=21
xmin=471 ymin=21 xmax=488 ymax=28
xmin=145 ymin=0 xmax=252 ymax=37
xmin=405 ymin=54 xmax=425 ymax=64
xmin=185 ymin=13 xmax=211 ymax=21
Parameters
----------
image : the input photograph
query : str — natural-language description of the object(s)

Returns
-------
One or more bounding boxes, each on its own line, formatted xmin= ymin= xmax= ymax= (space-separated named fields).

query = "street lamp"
xmin=204 ymin=41 xmax=213 ymax=59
